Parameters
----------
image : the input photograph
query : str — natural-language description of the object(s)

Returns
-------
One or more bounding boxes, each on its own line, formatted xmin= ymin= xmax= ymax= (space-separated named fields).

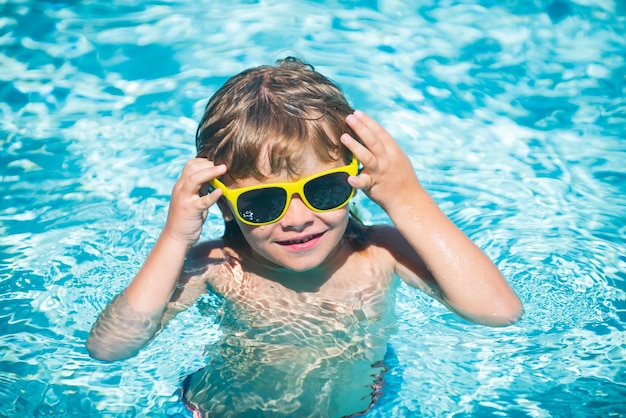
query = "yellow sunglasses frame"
xmin=210 ymin=157 xmax=359 ymax=226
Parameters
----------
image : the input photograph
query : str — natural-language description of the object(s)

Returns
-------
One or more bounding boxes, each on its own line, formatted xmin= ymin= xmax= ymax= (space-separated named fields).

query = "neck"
xmin=243 ymin=257 xmax=328 ymax=292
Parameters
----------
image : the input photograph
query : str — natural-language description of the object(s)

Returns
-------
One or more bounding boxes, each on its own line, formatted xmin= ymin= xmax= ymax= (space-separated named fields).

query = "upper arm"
xmin=160 ymin=241 xmax=228 ymax=324
xmin=159 ymin=270 xmax=210 ymax=325
xmin=369 ymin=225 xmax=523 ymax=326
xmin=369 ymin=225 xmax=442 ymax=299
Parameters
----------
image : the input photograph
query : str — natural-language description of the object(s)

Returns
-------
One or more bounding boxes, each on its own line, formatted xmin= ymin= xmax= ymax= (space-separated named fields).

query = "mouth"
xmin=276 ymin=232 xmax=325 ymax=246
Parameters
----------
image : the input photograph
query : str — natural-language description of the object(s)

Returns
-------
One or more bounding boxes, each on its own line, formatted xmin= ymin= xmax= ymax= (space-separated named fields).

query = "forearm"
xmin=387 ymin=186 xmax=523 ymax=325
xmin=86 ymin=291 xmax=162 ymax=361
xmin=87 ymin=232 xmax=189 ymax=361
xmin=124 ymin=231 xmax=190 ymax=313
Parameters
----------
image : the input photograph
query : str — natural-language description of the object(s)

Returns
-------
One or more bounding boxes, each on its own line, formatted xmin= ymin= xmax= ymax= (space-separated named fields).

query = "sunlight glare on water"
xmin=1 ymin=0 xmax=625 ymax=416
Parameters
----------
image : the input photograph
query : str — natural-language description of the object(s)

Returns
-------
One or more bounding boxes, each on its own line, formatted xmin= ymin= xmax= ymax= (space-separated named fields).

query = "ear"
xmin=216 ymin=198 xmax=234 ymax=222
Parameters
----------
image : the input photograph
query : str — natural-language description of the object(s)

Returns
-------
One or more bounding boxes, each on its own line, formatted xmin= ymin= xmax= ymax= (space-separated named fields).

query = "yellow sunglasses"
xmin=210 ymin=157 xmax=359 ymax=226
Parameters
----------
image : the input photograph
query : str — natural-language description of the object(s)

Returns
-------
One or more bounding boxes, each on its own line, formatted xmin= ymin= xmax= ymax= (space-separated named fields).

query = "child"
xmin=87 ymin=57 xmax=522 ymax=417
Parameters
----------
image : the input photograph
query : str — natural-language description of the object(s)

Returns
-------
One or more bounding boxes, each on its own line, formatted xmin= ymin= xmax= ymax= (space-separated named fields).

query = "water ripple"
xmin=1 ymin=0 xmax=625 ymax=416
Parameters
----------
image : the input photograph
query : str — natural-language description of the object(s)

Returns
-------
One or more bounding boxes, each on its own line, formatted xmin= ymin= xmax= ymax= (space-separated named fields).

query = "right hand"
xmin=163 ymin=158 xmax=227 ymax=246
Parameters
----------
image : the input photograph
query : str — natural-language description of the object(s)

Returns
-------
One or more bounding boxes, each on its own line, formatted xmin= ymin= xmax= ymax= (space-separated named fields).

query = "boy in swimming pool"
xmin=87 ymin=57 xmax=522 ymax=416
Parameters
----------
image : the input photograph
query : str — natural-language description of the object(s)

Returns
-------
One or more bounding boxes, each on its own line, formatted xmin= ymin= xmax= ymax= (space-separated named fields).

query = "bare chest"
xmin=211 ymin=246 xmax=396 ymax=319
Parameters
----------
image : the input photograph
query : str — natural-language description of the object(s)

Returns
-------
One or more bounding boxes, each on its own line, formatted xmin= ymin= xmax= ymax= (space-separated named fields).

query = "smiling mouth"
xmin=277 ymin=232 xmax=324 ymax=246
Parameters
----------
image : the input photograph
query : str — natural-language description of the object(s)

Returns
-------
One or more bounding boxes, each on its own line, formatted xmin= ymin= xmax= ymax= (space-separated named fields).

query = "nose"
xmin=280 ymin=194 xmax=314 ymax=230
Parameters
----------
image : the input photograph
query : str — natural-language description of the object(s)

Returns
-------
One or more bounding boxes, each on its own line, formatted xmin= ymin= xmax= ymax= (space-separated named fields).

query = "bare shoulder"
xmin=187 ymin=239 xmax=230 ymax=264
xmin=160 ymin=240 xmax=234 ymax=321
xmin=182 ymin=239 xmax=243 ymax=296
xmin=363 ymin=224 xmax=416 ymax=258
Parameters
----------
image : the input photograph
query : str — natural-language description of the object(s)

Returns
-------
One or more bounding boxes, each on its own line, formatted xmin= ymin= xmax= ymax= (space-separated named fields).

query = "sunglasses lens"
xmin=237 ymin=187 xmax=287 ymax=224
xmin=304 ymin=172 xmax=353 ymax=210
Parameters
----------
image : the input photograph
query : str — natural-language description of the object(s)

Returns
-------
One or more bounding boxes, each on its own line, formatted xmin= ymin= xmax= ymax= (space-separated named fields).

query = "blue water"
xmin=1 ymin=0 xmax=625 ymax=416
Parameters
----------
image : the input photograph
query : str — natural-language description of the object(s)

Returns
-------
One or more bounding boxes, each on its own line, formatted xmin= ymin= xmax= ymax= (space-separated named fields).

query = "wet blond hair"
xmin=196 ymin=57 xmax=368 ymax=250
xmin=195 ymin=57 xmax=355 ymax=179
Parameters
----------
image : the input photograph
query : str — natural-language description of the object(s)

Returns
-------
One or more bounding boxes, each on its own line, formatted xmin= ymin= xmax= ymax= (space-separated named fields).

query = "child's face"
xmin=223 ymin=154 xmax=352 ymax=272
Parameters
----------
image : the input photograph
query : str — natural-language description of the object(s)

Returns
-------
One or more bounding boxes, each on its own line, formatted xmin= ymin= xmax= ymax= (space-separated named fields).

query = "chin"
xmin=270 ymin=254 xmax=328 ymax=273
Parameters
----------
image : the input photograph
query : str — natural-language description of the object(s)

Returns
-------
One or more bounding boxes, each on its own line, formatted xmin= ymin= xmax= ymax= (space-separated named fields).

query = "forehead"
xmin=255 ymin=138 xmax=343 ymax=176
xmin=226 ymin=153 xmax=344 ymax=189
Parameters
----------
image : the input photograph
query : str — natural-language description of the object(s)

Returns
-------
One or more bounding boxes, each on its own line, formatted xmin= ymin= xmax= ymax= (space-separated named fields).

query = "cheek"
xmin=324 ymin=207 xmax=350 ymax=225
xmin=238 ymin=222 xmax=272 ymax=246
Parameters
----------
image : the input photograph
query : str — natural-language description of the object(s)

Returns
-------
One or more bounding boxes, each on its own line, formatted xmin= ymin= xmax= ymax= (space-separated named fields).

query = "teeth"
xmin=288 ymin=237 xmax=310 ymax=244
xmin=279 ymin=232 xmax=323 ymax=245
xmin=283 ymin=235 xmax=317 ymax=245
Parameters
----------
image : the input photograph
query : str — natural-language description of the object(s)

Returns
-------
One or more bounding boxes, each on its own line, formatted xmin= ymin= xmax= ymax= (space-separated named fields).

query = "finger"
xmin=341 ymin=132 xmax=384 ymax=180
xmin=182 ymin=162 xmax=227 ymax=195
xmin=180 ymin=157 xmax=215 ymax=176
xmin=353 ymin=110 xmax=387 ymax=136
xmin=347 ymin=173 xmax=373 ymax=191
xmin=341 ymin=132 xmax=368 ymax=157
xmin=345 ymin=112 xmax=386 ymax=155
xmin=198 ymin=187 xmax=223 ymax=209
xmin=181 ymin=158 xmax=224 ymax=179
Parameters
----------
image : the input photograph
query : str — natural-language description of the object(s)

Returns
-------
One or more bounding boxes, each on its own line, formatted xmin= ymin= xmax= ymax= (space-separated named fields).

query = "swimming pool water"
xmin=1 ymin=0 xmax=625 ymax=416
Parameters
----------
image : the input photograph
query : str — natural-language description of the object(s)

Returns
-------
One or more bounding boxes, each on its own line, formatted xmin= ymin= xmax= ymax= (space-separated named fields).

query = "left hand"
xmin=341 ymin=110 xmax=423 ymax=211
